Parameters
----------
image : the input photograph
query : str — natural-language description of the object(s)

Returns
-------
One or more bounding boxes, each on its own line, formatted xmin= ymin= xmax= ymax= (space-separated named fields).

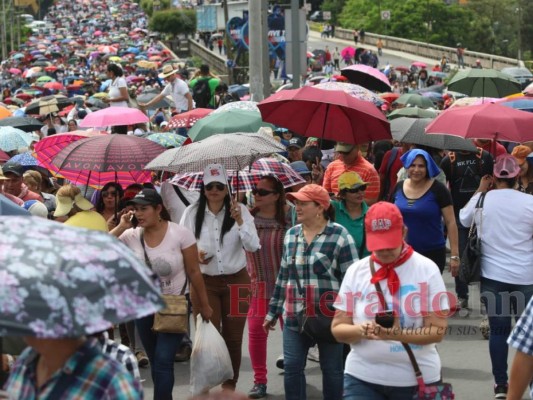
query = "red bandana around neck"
xmin=370 ymin=242 xmax=414 ymax=295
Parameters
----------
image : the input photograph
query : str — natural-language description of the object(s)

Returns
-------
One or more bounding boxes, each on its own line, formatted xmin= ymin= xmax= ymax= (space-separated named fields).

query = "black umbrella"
xmin=0 ymin=116 xmax=44 ymax=132
xmin=25 ymin=95 xmax=73 ymax=115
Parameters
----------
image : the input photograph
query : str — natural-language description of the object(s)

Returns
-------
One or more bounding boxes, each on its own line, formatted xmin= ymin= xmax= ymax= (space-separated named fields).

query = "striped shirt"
xmin=323 ymin=155 xmax=380 ymax=200
xmin=266 ymin=221 xmax=358 ymax=330
xmin=4 ymin=338 xmax=143 ymax=400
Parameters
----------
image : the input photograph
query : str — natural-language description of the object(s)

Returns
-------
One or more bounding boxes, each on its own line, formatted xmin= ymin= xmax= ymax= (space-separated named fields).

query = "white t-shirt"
xmin=335 ymin=253 xmax=448 ymax=387
xmin=160 ymin=181 xmax=199 ymax=223
xmin=459 ymin=189 xmax=533 ymax=284
xmin=161 ymin=78 xmax=190 ymax=111
xmin=119 ymin=222 xmax=196 ymax=295
xmin=108 ymin=77 xmax=129 ymax=108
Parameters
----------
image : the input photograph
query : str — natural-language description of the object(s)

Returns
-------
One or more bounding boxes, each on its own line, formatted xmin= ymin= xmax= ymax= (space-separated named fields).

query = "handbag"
xmin=459 ymin=192 xmax=486 ymax=285
xmin=289 ymin=242 xmax=338 ymax=344
xmin=369 ymin=260 xmax=455 ymax=400
xmin=140 ymin=230 xmax=189 ymax=334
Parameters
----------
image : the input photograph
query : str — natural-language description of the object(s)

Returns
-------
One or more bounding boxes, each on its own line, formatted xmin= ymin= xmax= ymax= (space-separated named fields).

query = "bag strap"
xmin=469 ymin=192 xmax=487 ymax=238
xmin=357 ymin=215 xmax=366 ymax=259
xmin=172 ymin=184 xmax=190 ymax=207
xmin=140 ymin=229 xmax=188 ymax=295
xmin=369 ymin=259 xmax=425 ymax=386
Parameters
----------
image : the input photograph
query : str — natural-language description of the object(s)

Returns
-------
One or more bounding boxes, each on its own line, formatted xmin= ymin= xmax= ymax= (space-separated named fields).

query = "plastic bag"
xmin=190 ymin=314 xmax=234 ymax=396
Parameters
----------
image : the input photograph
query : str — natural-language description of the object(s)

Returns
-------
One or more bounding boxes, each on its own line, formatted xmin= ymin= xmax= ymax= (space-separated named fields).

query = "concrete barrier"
xmin=189 ymin=39 xmax=227 ymax=77
xmin=334 ymin=28 xmax=523 ymax=70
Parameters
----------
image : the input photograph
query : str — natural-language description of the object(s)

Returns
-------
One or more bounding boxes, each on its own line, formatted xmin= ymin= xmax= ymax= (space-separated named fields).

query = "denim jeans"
xmin=136 ymin=315 xmax=184 ymax=400
xmin=480 ymin=277 xmax=533 ymax=385
xmin=343 ymin=374 xmax=417 ymax=400
xmin=455 ymin=221 xmax=470 ymax=300
xmin=283 ymin=326 xmax=344 ymax=400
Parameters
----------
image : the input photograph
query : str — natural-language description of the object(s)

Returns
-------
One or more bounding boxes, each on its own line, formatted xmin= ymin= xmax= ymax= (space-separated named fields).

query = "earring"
xmin=158 ymin=215 xmax=162 ymax=222
xmin=316 ymin=213 xmax=321 ymax=218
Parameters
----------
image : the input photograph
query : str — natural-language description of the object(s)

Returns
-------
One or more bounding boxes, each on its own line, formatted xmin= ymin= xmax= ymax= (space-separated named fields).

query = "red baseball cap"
xmin=365 ymin=202 xmax=404 ymax=251
xmin=286 ymin=184 xmax=330 ymax=210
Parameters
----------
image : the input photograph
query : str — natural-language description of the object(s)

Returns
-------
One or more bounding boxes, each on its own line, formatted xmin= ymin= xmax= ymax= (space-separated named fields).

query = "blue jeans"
xmin=136 ymin=315 xmax=184 ymax=400
xmin=343 ymin=374 xmax=417 ymax=400
xmin=455 ymin=221 xmax=470 ymax=300
xmin=283 ymin=326 xmax=344 ymax=400
xmin=480 ymin=277 xmax=533 ymax=385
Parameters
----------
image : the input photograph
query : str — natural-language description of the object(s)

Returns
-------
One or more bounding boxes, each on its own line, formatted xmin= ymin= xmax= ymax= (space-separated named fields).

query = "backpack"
xmin=192 ymin=78 xmax=212 ymax=108
xmin=219 ymin=93 xmax=239 ymax=106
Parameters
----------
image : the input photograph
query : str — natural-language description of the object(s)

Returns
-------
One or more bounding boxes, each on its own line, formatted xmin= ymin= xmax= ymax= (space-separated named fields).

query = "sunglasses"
xmin=102 ymin=190 xmax=118 ymax=197
xmin=205 ymin=182 xmax=226 ymax=191
xmin=252 ymin=188 xmax=277 ymax=196
xmin=343 ymin=187 xmax=366 ymax=194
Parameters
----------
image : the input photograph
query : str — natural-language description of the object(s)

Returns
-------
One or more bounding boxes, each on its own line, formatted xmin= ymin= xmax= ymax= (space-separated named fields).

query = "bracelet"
xmin=6 ymin=354 xmax=14 ymax=371
xmin=450 ymin=256 xmax=460 ymax=261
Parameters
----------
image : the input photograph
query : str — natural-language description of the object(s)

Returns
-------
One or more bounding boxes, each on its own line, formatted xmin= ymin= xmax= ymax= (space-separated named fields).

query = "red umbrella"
xmin=0 ymin=149 xmax=10 ymax=162
xmin=79 ymin=107 xmax=149 ymax=128
xmin=168 ymin=108 xmax=213 ymax=129
xmin=43 ymin=82 xmax=65 ymax=91
xmin=341 ymin=65 xmax=391 ymax=93
xmin=258 ymin=86 xmax=391 ymax=144
xmin=425 ymin=103 xmax=533 ymax=143
xmin=380 ymin=92 xmax=400 ymax=103
xmin=394 ymin=66 xmax=410 ymax=73
xmin=45 ymin=134 xmax=166 ymax=188
xmin=44 ymin=66 xmax=58 ymax=72
xmin=412 ymin=61 xmax=427 ymax=68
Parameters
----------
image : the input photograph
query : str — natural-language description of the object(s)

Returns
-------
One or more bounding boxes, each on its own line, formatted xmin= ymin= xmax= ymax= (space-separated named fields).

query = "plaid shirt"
xmin=98 ymin=334 xmax=141 ymax=381
xmin=508 ymin=296 xmax=533 ymax=355
xmin=4 ymin=338 xmax=143 ymax=400
xmin=266 ymin=221 xmax=358 ymax=330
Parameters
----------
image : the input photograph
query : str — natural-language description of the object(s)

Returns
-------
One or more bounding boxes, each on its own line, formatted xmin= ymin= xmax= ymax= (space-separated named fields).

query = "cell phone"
xmin=130 ymin=215 xmax=139 ymax=229
xmin=375 ymin=310 xmax=395 ymax=328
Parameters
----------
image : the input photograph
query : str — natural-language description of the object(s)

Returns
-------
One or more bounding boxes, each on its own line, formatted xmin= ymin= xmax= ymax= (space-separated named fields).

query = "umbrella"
xmin=500 ymin=98 xmax=533 ymax=112
xmin=380 ymin=92 xmax=400 ymax=103
xmin=313 ymin=82 xmax=383 ymax=106
xmin=394 ymin=93 xmax=435 ymax=109
xmin=340 ymin=46 xmax=355 ymax=59
xmin=391 ymin=117 xmax=477 ymax=152
xmin=0 ymin=106 xmax=13 ymax=119
xmin=0 ymin=127 xmax=34 ymax=152
xmin=425 ymin=103 xmax=533 ymax=143
xmin=388 ymin=107 xmax=438 ymax=120
xmin=447 ymin=69 xmax=521 ymax=98
xmin=341 ymin=65 xmax=391 ymax=93
xmin=228 ymin=84 xmax=249 ymax=98
xmin=36 ymin=76 xmax=54 ymax=83
xmin=524 ymin=82 xmax=533 ymax=96
xmin=258 ymin=86 xmax=391 ymax=144
xmin=136 ymin=92 xmax=174 ymax=109
xmin=8 ymin=68 xmax=21 ymax=75
xmin=25 ymin=95 xmax=72 ymax=115
xmin=146 ymin=131 xmax=286 ymax=174
xmin=0 ymin=216 xmax=164 ymax=337
xmin=394 ymin=66 xmax=410 ymax=73
xmin=43 ymin=82 xmax=65 ymax=91
xmin=212 ymin=101 xmax=260 ymax=114
xmin=79 ymin=107 xmax=149 ymax=128
xmin=145 ymin=132 xmax=187 ymax=148
xmin=2 ymin=98 xmax=26 ymax=107
xmin=0 ymin=149 xmax=10 ymax=162
xmin=8 ymin=152 xmax=38 ymax=167
xmin=449 ymin=96 xmax=503 ymax=108
xmin=412 ymin=62 xmax=427 ymax=68
xmin=168 ymin=108 xmax=213 ymax=129
xmin=187 ymin=110 xmax=273 ymax=142
xmin=0 ymin=194 xmax=29 ymax=216
xmin=45 ymin=134 xmax=166 ymax=188
xmin=172 ymin=157 xmax=305 ymax=192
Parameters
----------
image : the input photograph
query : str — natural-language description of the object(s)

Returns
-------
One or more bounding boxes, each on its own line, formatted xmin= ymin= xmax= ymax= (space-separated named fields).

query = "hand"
xmin=199 ymin=304 xmax=213 ymax=322
xmin=478 ymin=175 xmax=493 ymax=193
xmin=230 ymin=199 xmax=243 ymax=225
xmin=263 ymin=319 xmax=276 ymax=334
xmin=118 ymin=210 xmax=134 ymax=229
xmin=198 ymin=250 xmax=213 ymax=265
xmin=311 ymin=157 xmax=324 ymax=183
xmin=102 ymin=97 xmax=110 ymax=104
xmin=449 ymin=257 xmax=460 ymax=277
xmin=106 ymin=214 xmax=118 ymax=230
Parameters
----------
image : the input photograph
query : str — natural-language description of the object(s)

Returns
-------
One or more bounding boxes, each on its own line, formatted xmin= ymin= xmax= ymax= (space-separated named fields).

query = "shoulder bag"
xmin=459 ymin=192 xmax=486 ymax=285
xmin=140 ymin=230 xmax=189 ymax=334
xmin=370 ymin=260 xmax=455 ymax=399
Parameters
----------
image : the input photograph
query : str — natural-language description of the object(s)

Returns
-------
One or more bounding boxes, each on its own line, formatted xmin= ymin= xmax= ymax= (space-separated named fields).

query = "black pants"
xmin=419 ymin=247 xmax=447 ymax=274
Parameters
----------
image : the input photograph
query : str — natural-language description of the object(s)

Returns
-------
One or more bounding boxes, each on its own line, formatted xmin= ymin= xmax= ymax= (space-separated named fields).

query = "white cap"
xmin=203 ymin=163 xmax=228 ymax=186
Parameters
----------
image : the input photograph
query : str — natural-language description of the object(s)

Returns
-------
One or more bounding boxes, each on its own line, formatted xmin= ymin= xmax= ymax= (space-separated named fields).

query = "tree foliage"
xmin=149 ymin=9 xmax=196 ymax=38
xmin=139 ymin=0 xmax=170 ymax=17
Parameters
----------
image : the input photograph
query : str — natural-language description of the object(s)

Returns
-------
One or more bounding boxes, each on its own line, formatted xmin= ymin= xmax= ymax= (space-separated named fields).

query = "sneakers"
xmin=276 ymin=354 xmax=284 ymax=370
xmin=135 ymin=351 xmax=149 ymax=368
xmin=480 ymin=317 xmax=490 ymax=340
xmin=175 ymin=344 xmax=192 ymax=362
xmin=494 ymin=384 xmax=508 ymax=399
xmin=248 ymin=383 xmax=267 ymax=399
xmin=307 ymin=345 xmax=320 ymax=362
xmin=458 ymin=297 xmax=469 ymax=310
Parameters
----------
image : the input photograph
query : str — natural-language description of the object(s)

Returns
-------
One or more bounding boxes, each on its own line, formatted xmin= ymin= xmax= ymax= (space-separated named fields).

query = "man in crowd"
xmin=2 ymin=163 xmax=43 ymax=202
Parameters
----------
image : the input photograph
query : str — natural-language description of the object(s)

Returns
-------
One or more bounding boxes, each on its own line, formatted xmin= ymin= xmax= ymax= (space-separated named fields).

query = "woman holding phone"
xmin=180 ymin=164 xmax=260 ymax=391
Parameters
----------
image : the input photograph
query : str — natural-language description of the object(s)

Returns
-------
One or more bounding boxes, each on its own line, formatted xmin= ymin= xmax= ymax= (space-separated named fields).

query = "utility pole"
xmin=1 ymin=0 xmax=7 ymax=61
xmin=222 ymin=0 xmax=233 ymax=84
xmin=290 ymin=0 xmax=301 ymax=89
xmin=10 ymin=2 xmax=14 ymax=54
xmin=517 ymin=0 xmax=522 ymax=63
xmin=249 ymin=0 xmax=269 ymax=101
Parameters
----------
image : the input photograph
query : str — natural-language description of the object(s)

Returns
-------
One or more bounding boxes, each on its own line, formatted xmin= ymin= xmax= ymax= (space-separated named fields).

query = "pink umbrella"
xmin=412 ymin=61 xmax=427 ymax=68
xmin=341 ymin=64 xmax=391 ymax=93
xmin=79 ymin=107 xmax=149 ymax=128
xmin=340 ymin=46 xmax=355 ymax=59
xmin=98 ymin=45 xmax=118 ymax=54
xmin=8 ymin=68 xmax=21 ymax=75
xmin=94 ymin=30 xmax=103 ymax=37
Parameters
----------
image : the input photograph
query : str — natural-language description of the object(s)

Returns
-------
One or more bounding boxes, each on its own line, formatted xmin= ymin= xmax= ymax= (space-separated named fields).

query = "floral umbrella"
xmin=145 ymin=132 xmax=187 ymax=148
xmin=313 ymin=82 xmax=383 ymax=106
xmin=0 ymin=127 xmax=34 ymax=152
xmin=212 ymin=101 xmax=260 ymax=114
xmin=0 ymin=216 xmax=164 ymax=337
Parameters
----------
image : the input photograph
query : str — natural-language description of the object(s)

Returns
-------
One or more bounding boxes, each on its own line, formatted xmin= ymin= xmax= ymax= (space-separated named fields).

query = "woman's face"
xmin=294 ymin=199 xmax=322 ymax=224
xmin=67 ymin=121 xmax=77 ymax=131
xmin=204 ymin=181 xmax=229 ymax=204
xmin=101 ymin=186 xmax=120 ymax=209
xmin=253 ymin=179 xmax=279 ymax=209
xmin=341 ymin=186 xmax=366 ymax=206
xmin=373 ymin=245 xmax=403 ymax=264
xmin=408 ymin=156 xmax=428 ymax=182
xmin=133 ymin=204 xmax=159 ymax=228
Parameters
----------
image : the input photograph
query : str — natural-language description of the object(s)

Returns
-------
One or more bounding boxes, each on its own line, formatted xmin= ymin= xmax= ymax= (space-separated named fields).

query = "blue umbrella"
xmin=9 ymin=152 xmax=38 ymax=167
xmin=126 ymin=47 xmax=140 ymax=54
xmin=0 ymin=194 xmax=29 ymax=216
xmin=501 ymin=99 xmax=533 ymax=112
xmin=0 ymin=127 xmax=34 ymax=152
xmin=135 ymin=55 xmax=148 ymax=60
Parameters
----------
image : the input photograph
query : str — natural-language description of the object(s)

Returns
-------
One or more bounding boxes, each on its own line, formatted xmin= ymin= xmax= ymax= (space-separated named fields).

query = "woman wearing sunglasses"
xmin=245 ymin=176 xmax=292 ymax=398
xmin=332 ymin=172 xmax=370 ymax=260
xmin=180 ymin=164 xmax=260 ymax=392
xmin=95 ymin=182 xmax=124 ymax=230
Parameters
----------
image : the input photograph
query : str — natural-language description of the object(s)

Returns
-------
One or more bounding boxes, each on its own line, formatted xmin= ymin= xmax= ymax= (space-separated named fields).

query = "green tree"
xmin=140 ymin=0 xmax=170 ymax=17
xmin=321 ymin=0 xmax=346 ymax=25
xmin=149 ymin=9 xmax=196 ymax=38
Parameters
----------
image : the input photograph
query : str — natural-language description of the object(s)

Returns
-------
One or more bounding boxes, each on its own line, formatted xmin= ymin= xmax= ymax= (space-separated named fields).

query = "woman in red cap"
xmin=332 ymin=201 xmax=449 ymax=400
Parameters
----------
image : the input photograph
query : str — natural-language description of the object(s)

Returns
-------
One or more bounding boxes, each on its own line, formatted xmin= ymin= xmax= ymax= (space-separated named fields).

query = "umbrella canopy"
xmin=425 ymin=103 xmax=533 ymax=143
xmin=187 ymin=110 xmax=273 ymax=142
xmin=168 ymin=108 xmax=213 ymax=129
xmin=146 ymin=131 xmax=286 ymax=174
xmin=0 ymin=216 xmax=164 ymax=337
xmin=45 ymin=135 xmax=166 ymax=188
xmin=313 ymin=82 xmax=383 ymax=106
xmin=258 ymin=86 xmax=391 ymax=144
xmin=0 ymin=117 xmax=43 ymax=132
xmin=212 ymin=101 xmax=259 ymax=114
xmin=447 ymin=69 xmax=521 ymax=98
xmin=137 ymin=92 xmax=174 ymax=109
xmin=145 ymin=132 xmax=187 ymax=148
xmin=0 ymin=106 xmax=13 ymax=119
xmin=340 ymin=46 xmax=355 ymax=59
xmin=500 ymin=98 xmax=533 ymax=112
xmin=79 ymin=107 xmax=149 ymax=128
xmin=380 ymin=92 xmax=400 ymax=104
xmin=0 ymin=149 xmax=9 ymax=162
xmin=0 ymin=127 xmax=34 ymax=152
xmin=8 ymin=152 xmax=38 ymax=167
xmin=341 ymin=65 xmax=391 ymax=93
xmin=391 ymin=117 xmax=477 ymax=152
xmin=25 ymin=95 xmax=72 ymax=115
xmin=394 ymin=93 xmax=435 ymax=109
xmin=388 ymin=107 xmax=439 ymax=120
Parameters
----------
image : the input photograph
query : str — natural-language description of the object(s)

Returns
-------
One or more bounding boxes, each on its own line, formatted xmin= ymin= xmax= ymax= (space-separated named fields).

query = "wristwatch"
xmin=450 ymin=256 xmax=460 ymax=261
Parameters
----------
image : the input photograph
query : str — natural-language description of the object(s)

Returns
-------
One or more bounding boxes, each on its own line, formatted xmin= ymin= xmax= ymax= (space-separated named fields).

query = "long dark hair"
xmin=96 ymin=182 xmax=124 ymax=213
xmin=251 ymin=175 xmax=286 ymax=226
xmin=194 ymin=184 xmax=235 ymax=244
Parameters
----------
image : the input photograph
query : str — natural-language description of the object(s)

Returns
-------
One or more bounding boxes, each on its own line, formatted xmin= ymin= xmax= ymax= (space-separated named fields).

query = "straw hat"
xmin=158 ymin=64 xmax=179 ymax=79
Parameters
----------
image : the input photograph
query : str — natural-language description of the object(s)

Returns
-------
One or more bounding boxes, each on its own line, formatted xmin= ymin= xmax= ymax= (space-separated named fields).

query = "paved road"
xmin=141 ymin=269 xmax=528 ymax=399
